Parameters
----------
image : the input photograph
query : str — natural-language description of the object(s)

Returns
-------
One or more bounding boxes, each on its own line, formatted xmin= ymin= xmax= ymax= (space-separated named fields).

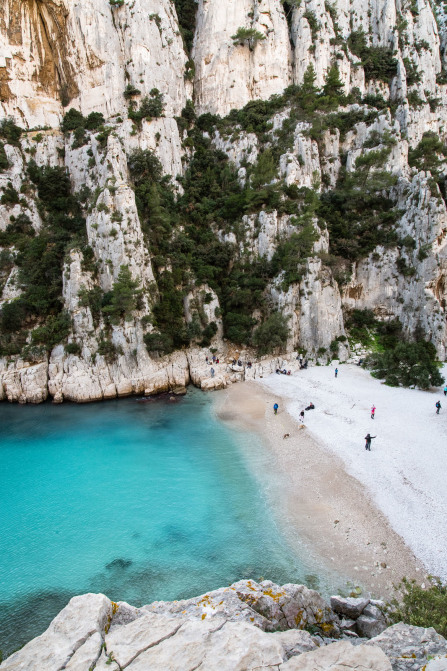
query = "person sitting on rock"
xmin=305 ymin=402 xmax=315 ymax=410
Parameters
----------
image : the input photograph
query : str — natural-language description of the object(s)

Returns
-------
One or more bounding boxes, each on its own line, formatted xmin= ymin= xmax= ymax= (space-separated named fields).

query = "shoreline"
xmin=215 ymin=380 xmax=425 ymax=599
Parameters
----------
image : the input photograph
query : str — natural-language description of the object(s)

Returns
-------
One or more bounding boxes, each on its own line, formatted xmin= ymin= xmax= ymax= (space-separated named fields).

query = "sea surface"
xmin=0 ymin=389 xmax=314 ymax=656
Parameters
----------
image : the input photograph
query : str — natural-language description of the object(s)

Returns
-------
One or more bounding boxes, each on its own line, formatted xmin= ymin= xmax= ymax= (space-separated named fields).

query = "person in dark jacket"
xmin=365 ymin=433 xmax=376 ymax=451
xmin=436 ymin=400 xmax=442 ymax=414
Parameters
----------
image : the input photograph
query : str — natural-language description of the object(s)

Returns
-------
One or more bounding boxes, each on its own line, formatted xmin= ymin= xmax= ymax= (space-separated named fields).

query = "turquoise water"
xmin=0 ymin=390 xmax=309 ymax=655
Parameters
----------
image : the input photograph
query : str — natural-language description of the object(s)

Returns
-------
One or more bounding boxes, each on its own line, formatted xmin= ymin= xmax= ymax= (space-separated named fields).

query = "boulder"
xmin=147 ymin=580 xmax=339 ymax=635
xmin=339 ymin=617 xmax=357 ymax=632
xmin=357 ymin=614 xmax=388 ymax=639
xmin=330 ymin=596 xmax=369 ymax=619
xmin=201 ymin=376 xmax=227 ymax=391
xmin=356 ymin=603 xmax=388 ymax=638
xmin=0 ymin=594 xmax=112 ymax=671
xmin=106 ymin=617 xmax=316 ymax=671
xmin=425 ymin=659 xmax=447 ymax=671
xmin=366 ymin=623 xmax=447 ymax=671
xmin=280 ymin=640 xmax=392 ymax=670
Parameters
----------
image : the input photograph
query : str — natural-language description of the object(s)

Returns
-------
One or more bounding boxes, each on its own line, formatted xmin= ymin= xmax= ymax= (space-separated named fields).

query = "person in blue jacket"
xmin=273 ymin=403 xmax=279 ymax=415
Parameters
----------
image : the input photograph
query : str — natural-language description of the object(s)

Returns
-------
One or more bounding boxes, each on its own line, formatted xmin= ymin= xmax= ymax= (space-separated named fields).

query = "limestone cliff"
xmin=1 ymin=0 xmax=447 ymax=402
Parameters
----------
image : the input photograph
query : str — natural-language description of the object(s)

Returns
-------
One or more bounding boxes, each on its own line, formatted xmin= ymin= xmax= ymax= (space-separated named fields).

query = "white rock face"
xmin=0 ymin=0 xmax=190 ymax=128
xmin=193 ymin=0 xmax=292 ymax=116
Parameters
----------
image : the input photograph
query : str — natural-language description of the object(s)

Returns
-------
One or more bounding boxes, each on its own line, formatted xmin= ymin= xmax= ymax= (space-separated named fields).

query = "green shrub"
xmin=231 ymin=27 xmax=266 ymax=48
xmin=173 ymin=0 xmax=197 ymax=52
xmin=144 ymin=331 xmax=173 ymax=355
xmin=408 ymin=131 xmax=447 ymax=176
xmin=348 ymin=30 xmax=398 ymax=82
xmin=31 ymin=311 xmax=71 ymax=352
xmin=0 ymin=142 xmax=9 ymax=171
xmin=65 ymin=341 xmax=82 ymax=355
xmin=0 ymin=182 xmax=19 ymax=206
xmin=1 ymin=300 xmax=27 ymax=332
xmin=388 ymin=577 xmax=447 ymax=638
xmin=403 ymin=57 xmax=421 ymax=86
xmin=365 ymin=340 xmax=444 ymax=389
xmin=252 ymin=312 xmax=290 ymax=355
xmin=101 ymin=265 xmax=142 ymax=324
xmin=128 ymin=89 xmax=164 ymax=125
xmin=123 ymin=84 xmax=141 ymax=99
xmin=407 ymin=90 xmax=424 ymax=109
xmin=0 ymin=160 xmax=86 ymax=348
xmin=319 ymin=165 xmax=399 ymax=262
xmin=61 ymin=109 xmax=105 ymax=134
xmin=270 ymin=223 xmax=318 ymax=289
xmin=78 ymin=285 xmax=103 ymax=323
xmin=0 ymin=118 xmax=23 ymax=146
xmin=303 ymin=11 xmax=319 ymax=41
xmin=200 ymin=321 xmax=218 ymax=347
xmin=97 ymin=338 xmax=123 ymax=362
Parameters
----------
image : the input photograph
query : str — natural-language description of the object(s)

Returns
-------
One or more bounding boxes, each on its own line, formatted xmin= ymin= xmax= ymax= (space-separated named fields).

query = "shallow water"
xmin=0 ymin=390 xmax=310 ymax=655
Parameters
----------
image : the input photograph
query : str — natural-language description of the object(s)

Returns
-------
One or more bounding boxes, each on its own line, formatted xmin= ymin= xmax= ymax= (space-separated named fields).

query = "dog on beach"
xmin=283 ymin=433 xmax=290 ymax=439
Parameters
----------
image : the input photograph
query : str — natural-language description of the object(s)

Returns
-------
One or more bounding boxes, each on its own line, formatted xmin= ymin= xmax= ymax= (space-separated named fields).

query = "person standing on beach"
xmin=444 ymin=385 xmax=447 ymax=396
xmin=365 ymin=433 xmax=376 ymax=450
xmin=299 ymin=410 xmax=305 ymax=422
xmin=436 ymin=400 xmax=441 ymax=414
xmin=335 ymin=367 xmax=338 ymax=378
xmin=273 ymin=403 xmax=279 ymax=415
xmin=371 ymin=405 xmax=376 ymax=419
xmin=211 ymin=367 xmax=215 ymax=378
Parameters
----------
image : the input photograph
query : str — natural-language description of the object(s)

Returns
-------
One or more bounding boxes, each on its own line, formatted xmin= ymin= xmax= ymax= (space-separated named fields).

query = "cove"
xmin=0 ymin=389 xmax=310 ymax=656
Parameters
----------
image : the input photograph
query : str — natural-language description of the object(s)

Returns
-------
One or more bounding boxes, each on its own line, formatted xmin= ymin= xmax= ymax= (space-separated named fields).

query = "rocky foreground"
xmin=2 ymin=580 xmax=447 ymax=671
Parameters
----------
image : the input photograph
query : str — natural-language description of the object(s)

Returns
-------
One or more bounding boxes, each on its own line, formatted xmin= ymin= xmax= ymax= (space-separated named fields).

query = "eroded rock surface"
xmin=3 ymin=583 xmax=446 ymax=671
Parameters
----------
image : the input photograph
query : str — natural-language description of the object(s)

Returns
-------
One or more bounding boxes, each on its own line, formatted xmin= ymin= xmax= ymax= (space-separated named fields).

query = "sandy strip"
xmin=215 ymin=381 xmax=425 ymax=599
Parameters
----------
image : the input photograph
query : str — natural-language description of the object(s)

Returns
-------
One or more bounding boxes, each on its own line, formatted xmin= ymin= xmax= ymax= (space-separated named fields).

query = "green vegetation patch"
xmin=0 ymin=162 xmax=86 ymax=356
xmin=348 ymin=30 xmax=398 ymax=82
xmin=365 ymin=340 xmax=444 ymax=389
xmin=173 ymin=0 xmax=197 ymax=53
xmin=388 ymin=578 xmax=447 ymax=637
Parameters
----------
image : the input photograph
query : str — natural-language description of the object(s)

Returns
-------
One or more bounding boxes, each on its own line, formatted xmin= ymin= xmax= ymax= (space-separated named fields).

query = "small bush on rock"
xmin=389 ymin=577 xmax=447 ymax=637
xmin=231 ymin=27 xmax=266 ymax=48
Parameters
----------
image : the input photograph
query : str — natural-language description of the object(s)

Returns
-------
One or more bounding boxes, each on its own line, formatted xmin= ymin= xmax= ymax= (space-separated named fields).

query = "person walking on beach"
xmin=444 ymin=385 xmax=447 ymax=396
xmin=299 ymin=410 xmax=305 ymax=422
xmin=273 ymin=403 xmax=279 ymax=415
xmin=335 ymin=367 xmax=338 ymax=378
xmin=371 ymin=405 xmax=376 ymax=419
xmin=211 ymin=367 xmax=215 ymax=378
xmin=365 ymin=433 xmax=376 ymax=451
xmin=436 ymin=400 xmax=441 ymax=414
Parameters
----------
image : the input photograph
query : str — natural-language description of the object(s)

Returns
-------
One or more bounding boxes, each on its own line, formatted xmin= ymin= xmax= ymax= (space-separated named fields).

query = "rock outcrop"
xmin=2 ymin=581 xmax=447 ymax=671
xmin=1 ymin=0 xmax=447 ymax=403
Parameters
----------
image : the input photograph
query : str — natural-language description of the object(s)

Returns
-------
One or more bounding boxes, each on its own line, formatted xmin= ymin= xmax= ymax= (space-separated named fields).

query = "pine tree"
xmin=322 ymin=64 xmax=345 ymax=107
xmin=299 ymin=65 xmax=319 ymax=111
